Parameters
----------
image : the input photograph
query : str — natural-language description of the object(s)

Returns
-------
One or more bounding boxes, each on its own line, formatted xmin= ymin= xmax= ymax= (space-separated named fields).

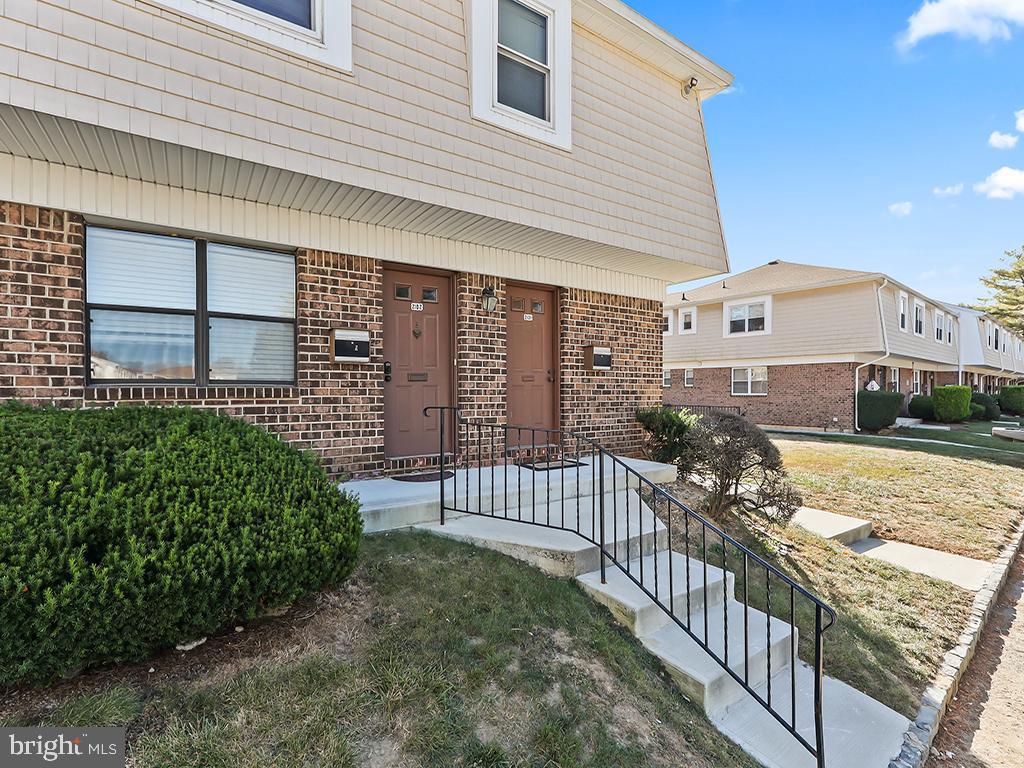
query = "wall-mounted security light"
xmin=481 ymin=285 xmax=498 ymax=313
xmin=684 ymin=76 xmax=699 ymax=96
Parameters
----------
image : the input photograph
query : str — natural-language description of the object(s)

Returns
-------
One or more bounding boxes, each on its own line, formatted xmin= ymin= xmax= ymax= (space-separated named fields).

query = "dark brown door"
xmin=507 ymin=284 xmax=558 ymax=432
xmin=383 ymin=268 xmax=452 ymax=458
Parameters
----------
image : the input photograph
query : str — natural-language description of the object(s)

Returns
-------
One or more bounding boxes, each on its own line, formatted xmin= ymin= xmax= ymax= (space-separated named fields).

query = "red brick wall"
xmin=0 ymin=203 xmax=86 ymax=407
xmin=2 ymin=202 xmax=664 ymax=476
xmin=560 ymin=288 xmax=662 ymax=455
xmin=663 ymin=362 xmax=858 ymax=430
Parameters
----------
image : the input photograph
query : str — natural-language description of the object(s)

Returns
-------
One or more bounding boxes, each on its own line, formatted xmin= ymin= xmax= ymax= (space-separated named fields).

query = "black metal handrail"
xmin=424 ymin=406 xmax=836 ymax=766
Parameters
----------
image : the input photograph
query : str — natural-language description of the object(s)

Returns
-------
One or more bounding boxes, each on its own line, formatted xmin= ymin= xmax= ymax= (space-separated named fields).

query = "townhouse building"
xmin=941 ymin=304 xmax=1024 ymax=392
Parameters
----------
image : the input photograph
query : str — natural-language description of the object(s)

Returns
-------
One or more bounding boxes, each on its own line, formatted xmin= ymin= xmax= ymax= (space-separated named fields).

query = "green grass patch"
xmin=3 ymin=533 xmax=758 ymax=768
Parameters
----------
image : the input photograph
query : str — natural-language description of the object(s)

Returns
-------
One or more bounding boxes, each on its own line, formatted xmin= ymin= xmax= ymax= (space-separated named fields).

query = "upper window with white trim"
xmin=678 ymin=308 xmax=696 ymax=335
xmin=153 ymin=0 xmax=352 ymax=71
xmin=663 ymin=309 xmax=674 ymax=336
xmin=469 ymin=0 xmax=572 ymax=149
xmin=86 ymin=227 xmax=296 ymax=385
xmin=946 ymin=315 xmax=954 ymax=346
xmin=913 ymin=300 xmax=925 ymax=337
xmin=898 ymin=291 xmax=909 ymax=332
xmin=934 ymin=309 xmax=944 ymax=343
xmin=724 ymin=297 xmax=771 ymax=336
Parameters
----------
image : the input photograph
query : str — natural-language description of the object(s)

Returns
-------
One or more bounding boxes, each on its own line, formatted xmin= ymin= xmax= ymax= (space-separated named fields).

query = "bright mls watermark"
xmin=2 ymin=728 xmax=125 ymax=767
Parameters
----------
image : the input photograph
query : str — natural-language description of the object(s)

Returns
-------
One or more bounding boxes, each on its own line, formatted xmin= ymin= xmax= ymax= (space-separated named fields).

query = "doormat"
xmin=517 ymin=459 xmax=586 ymax=472
xmin=392 ymin=470 xmax=455 ymax=483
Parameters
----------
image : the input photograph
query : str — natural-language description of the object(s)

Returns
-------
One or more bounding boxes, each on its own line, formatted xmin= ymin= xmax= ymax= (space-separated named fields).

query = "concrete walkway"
xmin=792 ymin=507 xmax=992 ymax=592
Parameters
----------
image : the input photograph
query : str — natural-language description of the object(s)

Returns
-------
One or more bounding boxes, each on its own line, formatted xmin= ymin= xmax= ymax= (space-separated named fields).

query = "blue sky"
xmin=634 ymin=0 xmax=1024 ymax=304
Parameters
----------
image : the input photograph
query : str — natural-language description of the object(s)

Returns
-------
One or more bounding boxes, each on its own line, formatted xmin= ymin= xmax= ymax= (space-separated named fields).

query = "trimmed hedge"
xmin=969 ymin=402 xmax=987 ymax=420
xmin=636 ymin=406 xmax=700 ymax=467
xmin=999 ymin=386 xmax=1024 ymax=416
xmin=932 ymin=385 xmax=972 ymax=423
xmin=857 ymin=390 xmax=904 ymax=431
xmin=0 ymin=403 xmax=363 ymax=684
xmin=971 ymin=392 xmax=1001 ymax=421
xmin=908 ymin=395 xmax=935 ymax=421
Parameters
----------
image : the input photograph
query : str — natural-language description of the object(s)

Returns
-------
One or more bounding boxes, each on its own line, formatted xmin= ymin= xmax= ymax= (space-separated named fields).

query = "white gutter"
xmin=854 ymin=278 xmax=891 ymax=432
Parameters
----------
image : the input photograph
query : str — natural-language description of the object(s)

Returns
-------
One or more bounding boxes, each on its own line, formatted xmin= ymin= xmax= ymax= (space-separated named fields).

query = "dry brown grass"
xmin=775 ymin=437 xmax=1024 ymax=560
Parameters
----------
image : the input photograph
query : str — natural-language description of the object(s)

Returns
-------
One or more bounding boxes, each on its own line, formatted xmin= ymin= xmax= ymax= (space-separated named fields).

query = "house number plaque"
xmin=411 ymin=302 xmax=424 ymax=312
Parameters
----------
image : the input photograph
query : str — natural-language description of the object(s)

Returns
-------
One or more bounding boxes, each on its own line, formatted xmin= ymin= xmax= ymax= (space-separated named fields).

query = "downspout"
xmin=854 ymin=278 xmax=891 ymax=432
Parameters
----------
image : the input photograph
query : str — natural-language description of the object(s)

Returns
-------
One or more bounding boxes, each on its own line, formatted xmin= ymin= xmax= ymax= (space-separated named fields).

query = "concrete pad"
xmin=992 ymin=426 xmax=1024 ymax=443
xmin=712 ymin=662 xmax=909 ymax=768
xmin=894 ymin=417 xmax=922 ymax=428
xmin=791 ymin=507 xmax=873 ymax=546
xmin=347 ymin=455 xmax=677 ymax=533
xmin=850 ymin=537 xmax=991 ymax=591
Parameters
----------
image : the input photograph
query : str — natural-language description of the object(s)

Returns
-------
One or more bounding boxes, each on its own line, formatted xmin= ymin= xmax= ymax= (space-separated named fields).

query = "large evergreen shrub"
xmin=932 ymin=386 xmax=972 ymax=423
xmin=908 ymin=395 xmax=935 ymax=421
xmin=999 ymin=386 xmax=1024 ymax=416
xmin=636 ymin=406 xmax=700 ymax=468
xmin=857 ymin=390 xmax=904 ymax=431
xmin=0 ymin=403 xmax=362 ymax=684
xmin=971 ymin=392 xmax=1001 ymax=421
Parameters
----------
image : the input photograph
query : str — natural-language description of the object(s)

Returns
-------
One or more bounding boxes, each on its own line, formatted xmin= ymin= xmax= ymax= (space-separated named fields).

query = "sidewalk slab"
xmin=791 ymin=507 xmax=872 ymax=545
xmin=850 ymin=538 xmax=991 ymax=591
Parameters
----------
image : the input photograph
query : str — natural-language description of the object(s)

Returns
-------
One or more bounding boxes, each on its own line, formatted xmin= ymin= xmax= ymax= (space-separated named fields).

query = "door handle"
xmin=547 ymin=369 xmax=555 ymax=383
xmin=384 ymin=361 xmax=392 ymax=382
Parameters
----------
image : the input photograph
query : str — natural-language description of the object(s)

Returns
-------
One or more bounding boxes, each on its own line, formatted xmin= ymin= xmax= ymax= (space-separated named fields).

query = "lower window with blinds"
xmin=85 ymin=227 xmax=296 ymax=385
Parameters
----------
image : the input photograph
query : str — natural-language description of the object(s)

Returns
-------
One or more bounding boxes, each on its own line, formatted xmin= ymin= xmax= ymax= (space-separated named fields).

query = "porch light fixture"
xmin=481 ymin=286 xmax=498 ymax=313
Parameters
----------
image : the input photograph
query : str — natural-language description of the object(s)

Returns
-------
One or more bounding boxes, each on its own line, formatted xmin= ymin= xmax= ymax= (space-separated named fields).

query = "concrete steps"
xmin=791 ymin=507 xmax=873 ymax=545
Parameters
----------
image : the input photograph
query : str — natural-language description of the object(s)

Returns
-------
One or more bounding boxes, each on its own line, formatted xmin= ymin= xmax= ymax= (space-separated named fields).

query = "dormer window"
xmin=470 ymin=0 xmax=572 ymax=149
xmin=913 ymin=300 xmax=925 ymax=337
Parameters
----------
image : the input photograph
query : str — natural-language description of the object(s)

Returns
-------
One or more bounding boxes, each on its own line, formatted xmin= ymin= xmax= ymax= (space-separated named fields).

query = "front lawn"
xmin=774 ymin=436 xmax=1024 ymax=560
xmin=2 ymin=533 xmax=758 ymax=768
xmin=892 ymin=420 xmax=1024 ymax=455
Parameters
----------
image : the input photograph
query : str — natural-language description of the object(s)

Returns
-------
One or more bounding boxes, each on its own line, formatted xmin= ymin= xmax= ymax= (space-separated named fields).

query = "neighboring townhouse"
xmin=941 ymin=304 xmax=1024 ymax=392
xmin=662 ymin=260 xmax=962 ymax=430
xmin=0 ymin=0 xmax=733 ymax=476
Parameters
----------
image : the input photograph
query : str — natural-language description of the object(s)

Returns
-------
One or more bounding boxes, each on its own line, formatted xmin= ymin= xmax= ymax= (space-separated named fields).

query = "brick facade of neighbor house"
xmin=561 ymin=289 xmax=663 ymax=455
xmin=663 ymin=362 xmax=858 ymax=430
xmin=1 ymin=202 xmax=661 ymax=477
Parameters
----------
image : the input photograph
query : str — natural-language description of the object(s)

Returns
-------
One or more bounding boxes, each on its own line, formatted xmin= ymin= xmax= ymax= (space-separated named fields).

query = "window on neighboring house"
xmin=986 ymin=320 xmax=993 ymax=348
xmin=995 ymin=326 xmax=1002 ymax=352
xmin=684 ymin=368 xmax=694 ymax=387
xmin=678 ymin=308 xmax=696 ymax=334
xmin=732 ymin=366 xmax=768 ymax=396
xmin=663 ymin=310 xmax=674 ymax=336
xmin=153 ymin=0 xmax=351 ymax=70
xmin=86 ymin=227 xmax=296 ymax=385
xmin=663 ymin=369 xmax=672 ymax=388
xmin=913 ymin=301 xmax=925 ymax=336
xmin=934 ymin=310 xmax=944 ymax=342
xmin=898 ymin=291 xmax=909 ymax=332
xmin=913 ymin=369 xmax=921 ymax=395
xmin=946 ymin=316 xmax=954 ymax=345
xmin=725 ymin=297 xmax=771 ymax=336
xmin=890 ymin=366 xmax=899 ymax=392
xmin=469 ymin=0 xmax=572 ymax=149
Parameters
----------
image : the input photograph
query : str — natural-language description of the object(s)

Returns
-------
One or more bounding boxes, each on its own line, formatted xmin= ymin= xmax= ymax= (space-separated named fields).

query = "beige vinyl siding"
xmin=0 ymin=0 xmax=727 ymax=275
xmin=663 ymin=283 xmax=883 ymax=363
xmin=882 ymin=285 xmax=959 ymax=365
xmin=0 ymin=153 xmax=667 ymax=299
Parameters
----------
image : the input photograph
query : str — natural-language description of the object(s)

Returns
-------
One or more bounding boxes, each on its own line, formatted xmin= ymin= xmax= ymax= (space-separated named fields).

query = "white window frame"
xmin=912 ymin=369 xmax=921 ymax=395
xmin=468 ymin=0 xmax=573 ymax=150
xmin=663 ymin=309 xmax=674 ymax=337
xmin=898 ymin=291 xmax=909 ymax=332
xmin=913 ymin=300 xmax=925 ymax=337
xmin=986 ymin=319 xmax=993 ymax=348
xmin=684 ymin=368 xmax=694 ymax=387
xmin=934 ymin=309 xmax=944 ymax=343
xmin=151 ymin=0 xmax=352 ymax=72
xmin=731 ymin=366 xmax=768 ymax=397
xmin=946 ymin=315 xmax=954 ymax=346
xmin=723 ymin=296 xmax=773 ymax=337
xmin=890 ymin=366 xmax=899 ymax=391
xmin=678 ymin=308 xmax=697 ymax=335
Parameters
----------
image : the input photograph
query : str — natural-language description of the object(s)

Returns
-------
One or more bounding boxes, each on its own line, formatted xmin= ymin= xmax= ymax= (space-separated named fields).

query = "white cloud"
xmin=974 ymin=166 xmax=1024 ymax=199
xmin=1017 ymin=108 xmax=1024 ymax=132
xmin=897 ymin=0 xmax=1024 ymax=50
xmin=989 ymin=130 xmax=1019 ymax=149
xmin=933 ymin=183 xmax=964 ymax=196
xmin=888 ymin=201 xmax=914 ymax=217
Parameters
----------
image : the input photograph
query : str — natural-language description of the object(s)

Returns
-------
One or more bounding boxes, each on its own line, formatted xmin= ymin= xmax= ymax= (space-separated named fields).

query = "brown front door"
xmin=506 ymin=284 xmax=558 ymax=433
xmin=383 ymin=268 xmax=453 ymax=458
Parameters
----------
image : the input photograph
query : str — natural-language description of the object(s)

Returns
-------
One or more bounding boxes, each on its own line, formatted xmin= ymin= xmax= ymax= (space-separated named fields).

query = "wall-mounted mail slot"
xmin=334 ymin=329 xmax=370 ymax=363
xmin=585 ymin=345 xmax=612 ymax=371
xmin=407 ymin=372 xmax=428 ymax=382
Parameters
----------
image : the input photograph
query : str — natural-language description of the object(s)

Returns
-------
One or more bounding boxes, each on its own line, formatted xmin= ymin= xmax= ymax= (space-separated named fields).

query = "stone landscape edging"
xmin=888 ymin=515 xmax=1024 ymax=768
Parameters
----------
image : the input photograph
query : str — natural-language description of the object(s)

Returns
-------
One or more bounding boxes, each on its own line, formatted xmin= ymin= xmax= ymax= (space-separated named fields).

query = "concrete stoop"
xmin=404 ymin=469 xmax=908 ymax=767
xmin=791 ymin=507 xmax=873 ymax=546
